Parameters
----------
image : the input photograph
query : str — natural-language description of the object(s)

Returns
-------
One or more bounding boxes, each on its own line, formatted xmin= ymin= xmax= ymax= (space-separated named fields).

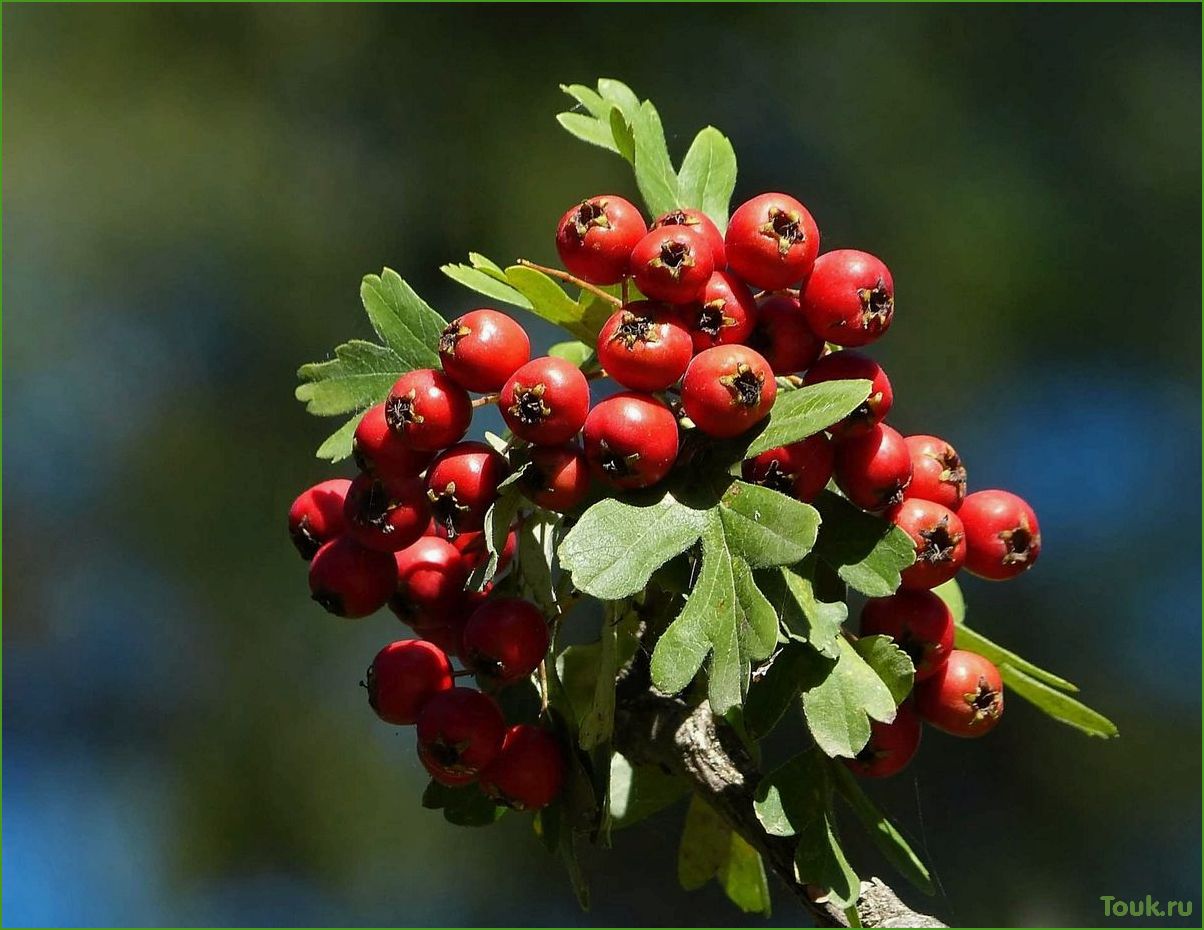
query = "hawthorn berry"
xmin=803 ymin=351 xmax=893 ymax=437
xmin=343 ymin=472 xmax=430 ymax=552
xmin=596 ymin=301 xmax=693 ymax=392
xmin=651 ymin=208 xmax=726 ymax=267
xmin=424 ymin=441 xmax=510 ymax=538
xmin=683 ymin=271 xmax=758 ymax=353
xmin=500 ymin=356 xmax=591 ymax=445
xmin=680 ymin=345 xmax=777 ymax=439
xmin=914 ymin=649 xmax=1004 ymax=738
xmin=384 ymin=369 xmax=472 ymax=452
xmin=724 ymin=192 xmax=820 ymax=290
xmin=365 ymin=640 xmax=453 ymax=726
xmin=888 ymin=498 xmax=967 ymax=591
xmin=903 ymin=435 xmax=966 ymax=511
xmin=450 ymin=529 xmax=517 ymax=573
xmin=800 ymin=249 xmax=894 ymax=347
xmin=748 ymin=294 xmax=824 ymax=374
xmin=462 ymin=597 xmax=550 ymax=686
xmin=480 ymin=724 xmax=565 ymax=811
xmin=415 ymin=686 xmax=506 ymax=784
xmin=630 ymin=226 xmax=715 ymax=304
xmin=833 ymin=423 xmax=912 ymax=512
xmin=555 ymin=195 xmax=647 ymax=285
xmin=844 ymin=700 xmax=922 ymax=778
xmin=960 ymin=490 xmax=1042 ymax=580
xmin=308 ymin=536 xmax=397 ymax=618
xmin=416 ymin=617 xmax=468 ymax=662
xmin=582 ymin=392 xmax=679 ymax=489
xmin=289 ymin=478 xmax=352 ymax=559
xmin=741 ymin=435 xmax=834 ymax=503
xmin=518 ymin=443 xmax=591 ymax=512
xmin=391 ymin=536 xmax=470 ymax=618
xmin=353 ymin=403 xmax=435 ymax=480
xmin=438 ymin=308 xmax=531 ymax=393
xmin=860 ymin=590 xmax=955 ymax=681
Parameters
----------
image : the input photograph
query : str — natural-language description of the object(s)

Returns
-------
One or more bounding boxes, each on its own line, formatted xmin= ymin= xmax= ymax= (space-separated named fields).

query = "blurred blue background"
xmin=3 ymin=4 xmax=1200 ymax=927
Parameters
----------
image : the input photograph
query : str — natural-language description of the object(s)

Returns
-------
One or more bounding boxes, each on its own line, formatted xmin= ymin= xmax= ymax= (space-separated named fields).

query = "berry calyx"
xmin=800 ymin=249 xmax=895 ymax=347
xmin=748 ymin=293 xmax=824 ymax=374
xmin=384 ymin=369 xmax=472 ymax=452
xmin=461 ymin=597 xmax=550 ymax=686
xmin=680 ymin=345 xmax=777 ymax=438
xmin=499 ymin=356 xmax=591 ymax=445
xmin=803 ymin=351 xmax=893 ymax=437
xmin=960 ymin=490 xmax=1041 ymax=580
xmin=424 ymin=441 xmax=510 ymax=538
xmin=683 ymin=271 xmax=758 ymax=353
xmin=289 ymin=478 xmax=351 ymax=559
xmin=888 ymin=498 xmax=967 ymax=591
xmin=308 ymin=536 xmax=397 ymax=618
xmin=630 ymin=226 xmax=715 ymax=304
xmin=724 ymin=193 xmax=820 ymax=289
xmin=903 ymin=435 xmax=967 ymax=511
xmin=582 ymin=392 xmax=679 ymax=489
xmin=353 ymin=404 xmax=436 ymax=480
xmin=833 ymin=423 xmax=912 ymax=512
xmin=391 ymin=536 xmax=470 ymax=618
xmin=844 ymin=700 xmax=922 ymax=778
xmin=480 ymin=725 xmax=565 ymax=811
xmin=365 ymin=640 xmax=453 ymax=726
xmin=860 ymin=590 xmax=955 ymax=681
xmin=651 ymin=208 xmax=726 ymax=267
xmin=555 ymin=195 xmax=648 ymax=285
xmin=343 ymin=472 xmax=430 ymax=552
xmin=438 ymin=308 xmax=531 ymax=393
xmin=415 ymin=687 xmax=507 ymax=785
xmin=741 ymin=434 xmax=834 ymax=503
xmin=914 ymin=650 xmax=1004 ymax=738
xmin=518 ymin=443 xmax=592 ymax=512
xmin=596 ymin=301 xmax=693 ymax=392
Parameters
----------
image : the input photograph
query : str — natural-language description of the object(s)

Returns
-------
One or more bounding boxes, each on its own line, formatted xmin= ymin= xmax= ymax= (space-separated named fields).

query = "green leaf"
xmin=718 ymin=480 xmax=820 ymax=569
xmin=852 ymin=635 xmax=915 ymax=705
xmin=516 ymin=513 xmax=559 ymax=617
xmin=676 ymin=126 xmax=738 ymax=232
xmin=548 ymin=339 xmax=594 ymax=367
xmin=295 ymin=340 xmax=404 ymax=416
xmin=440 ymin=259 xmax=533 ymax=309
xmin=678 ymin=796 xmax=771 ymax=916
xmin=466 ymin=484 xmax=523 ymax=590
xmin=745 ymin=642 xmax=825 ymax=739
xmin=743 ymin=380 xmax=873 ymax=459
xmin=812 ymin=491 xmax=915 ymax=597
xmin=1001 ymin=665 xmax=1119 ymax=738
xmin=596 ymin=77 xmax=641 ymax=116
xmin=359 ymin=268 xmax=445 ymax=366
xmin=556 ymin=111 xmax=621 ymax=153
xmin=803 ymin=636 xmax=897 ymax=759
xmin=953 ymin=623 xmax=1078 ymax=692
xmin=313 ymin=410 xmax=365 ymax=462
xmin=608 ymin=753 xmax=689 ymax=829
xmin=504 ymin=264 xmax=612 ymax=342
xmin=560 ymin=82 xmax=610 ymax=118
xmin=422 ymin=780 xmax=506 ymax=827
xmin=630 ymin=100 xmax=679 ymax=217
xmin=578 ymin=604 xmax=637 ymax=750
xmin=731 ymin=558 xmax=780 ymax=672
xmin=610 ymin=107 xmax=636 ymax=164
xmin=931 ymin=577 xmax=966 ymax=624
xmin=758 ymin=562 xmax=845 ymax=658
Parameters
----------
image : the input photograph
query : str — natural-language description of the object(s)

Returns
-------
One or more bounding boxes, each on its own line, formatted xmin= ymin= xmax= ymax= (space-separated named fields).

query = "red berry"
xmin=480 ymin=724 xmax=565 ymax=811
xmin=499 ymin=357 xmax=591 ymax=445
xmin=365 ymin=640 xmax=453 ymax=726
xmin=833 ymin=423 xmax=912 ymax=512
xmin=449 ymin=529 xmax=517 ymax=573
xmin=555 ymin=195 xmax=647 ymax=285
xmin=800 ymin=249 xmax=894 ymax=347
xmin=596 ymin=301 xmax=693 ymax=392
xmin=353 ymin=403 xmax=435 ymax=480
xmin=843 ymin=700 xmax=922 ymax=778
xmin=903 ymin=435 xmax=966 ymax=511
xmin=438 ymin=309 xmax=531 ymax=393
xmin=748 ymin=294 xmax=824 ymax=374
xmin=518 ymin=444 xmax=591 ymax=512
xmin=424 ymin=442 xmax=510 ymax=538
xmin=417 ymin=617 xmax=468 ymax=662
xmin=582 ymin=392 xmax=679 ymax=489
xmin=289 ymin=478 xmax=351 ymax=559
xmin=391 ymin=536 xmax=470 ymax=619
xmin=384 ymin=369 xmax=472 ymax=452
xmin=308 ymin=536 xmax=396 ymax=618
xmin=803 ymin=351 xmax=893 ymax=438
xmin=914 ymin=650 xmax=1004 ymax=738
xmin=860 ymin=590 xmax=955 ymax=681
xmin=343 ymin=472 xmax=430 ymax=552
xmin=887 ymin=498 xmax=967 ymax=591
xmin=630 ymin=226 xmax=714 ymax=304
xmin=415 ymin=687 xmax=506 ymax=784
xmin=724 ymin=193 xmax=820 ymax=289
xmin=681 ymin=345 xmax=777 ymax=439
xmin=650 ymin=208 xmax=726 ymax=267
xmin=741 ymin=434 xmax=834 ymax=503
xmin=462 ymin=597 xmax=550 ymax=686
xmin=682 ymin=271 xmax=758 ymax=353
xmin=960 ymin=490 xmax=1041 ymax=580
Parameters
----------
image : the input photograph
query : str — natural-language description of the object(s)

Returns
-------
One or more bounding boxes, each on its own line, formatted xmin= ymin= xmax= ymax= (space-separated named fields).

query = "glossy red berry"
xmin=555 ymin=195 xmax=647 ymax=285
xmin=417 ymin=616 xmax=468 ymax=662
xmin=438 ymin=309 xmax=531 ymax=393
xmin=724 ymin=193 xmax=820 ymax=289
xmin=683 ymin=271 xmax=758 ymax=353
xmin=289 ymin=478 xmax=351 ymax=559
xmin=480 ymin=725 xmax=566 ymax=811
xmin=748 ymin=294 xmax=824 ymax=374
xmin=450 ymin=529 xmax=517 ymax=573
xmin=681 ymin=345 xmax=777 ymax=439
xmin=914 ymin=650 xmax=1004 ymax=738
xmin=462 ymin=597 xmax=550 ymax=686
xmin=518 ymin=444 xmax=592 ymax=512
xmin=844 ymin=700 xmax=922 ymax=778
xmin=833 ymin=423 xmax=912 ymax=512
xmin=308 ymin=536 xmax=396 ymax=618
xmin=343 ymin=472 xmax=430 ymax=552
xmin=960 ymin=490 xmax=1042 ymax=580
xmin=416 ymin=687 xmax=506 ymax=785
xmin=888 ymin=498 xmax=967 ymax=590
xmin=860 ymin=590 xmax=955 ymax=681
xmin=596 ymin=302 xmax=693 ymax=392
xmin=582 ymin=392 xmax=679 ymax=489
xmin=803 ymin=351 xmax=893 ymax=438
xmin=903 ymin=435 xmax=967 ymax=511
xmin=365 ymin=640 xmax=453 ymax=726
xmin=630 ymin=226 xmax=714 ymax=304
xmin=650 ymin=208 xmax=726 ymax=267
xmin=391 ymin=536 xmax=470 ymax=620
xmin=353 ymin=403 xmax=435 ymax=480
xmin=499 ymin=356 xmax=591 ymax=445
xmin=741 ymin=435 xmax=834 ymax=503
xmin=384 ymin=369 xmax=472 ymax=452
xmin=800 ymin=249 xmax=894 ymax=347
xmin=424 ymin=442 xmax=510 ymax=538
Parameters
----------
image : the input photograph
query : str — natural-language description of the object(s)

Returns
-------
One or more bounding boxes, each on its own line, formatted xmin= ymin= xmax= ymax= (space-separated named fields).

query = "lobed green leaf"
xmin=608 ymin=753 xmax=689 ymax=830
xmin=295 ymin=340 xmax=405 ymax=416
xmin=678 ymin=795 xmax=772 ymax=916
xmin=802 ymin=636 xmax=898 ymax=759
xmin=852 ymin=635 xmax=915 ymax=706
xmin=718 ymin=480 xmax=820 ymax=569
xmin=743 ymin=380 xmax=873 ymax=459
xmin=359 ymin=268 xmax=445 ymax=367
xmin=812 ymin=491 xmax=915 ymax=597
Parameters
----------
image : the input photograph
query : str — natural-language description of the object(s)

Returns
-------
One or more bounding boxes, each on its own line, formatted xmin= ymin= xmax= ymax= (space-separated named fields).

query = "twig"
xmin=472 ymin=392 xmax=501 ymax=408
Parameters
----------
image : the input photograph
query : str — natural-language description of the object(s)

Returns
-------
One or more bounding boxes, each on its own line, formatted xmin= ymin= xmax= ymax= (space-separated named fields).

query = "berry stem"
xmin=517 ymin=259 xmax=622 ymax=307
xmin=471 ymin=392 xmax=501 ymax=408
xmin=621 ymin=277 xmax=630 ymax=306
xmin=452 ymin=667 xmax=476 ymax=679
xmin=537 ymin=659 xmax=550 ymax=716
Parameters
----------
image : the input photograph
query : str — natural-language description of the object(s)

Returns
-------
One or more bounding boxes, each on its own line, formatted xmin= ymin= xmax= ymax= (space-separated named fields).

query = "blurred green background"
xmin=3 ymin=4 xmax=1200 ymax=927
